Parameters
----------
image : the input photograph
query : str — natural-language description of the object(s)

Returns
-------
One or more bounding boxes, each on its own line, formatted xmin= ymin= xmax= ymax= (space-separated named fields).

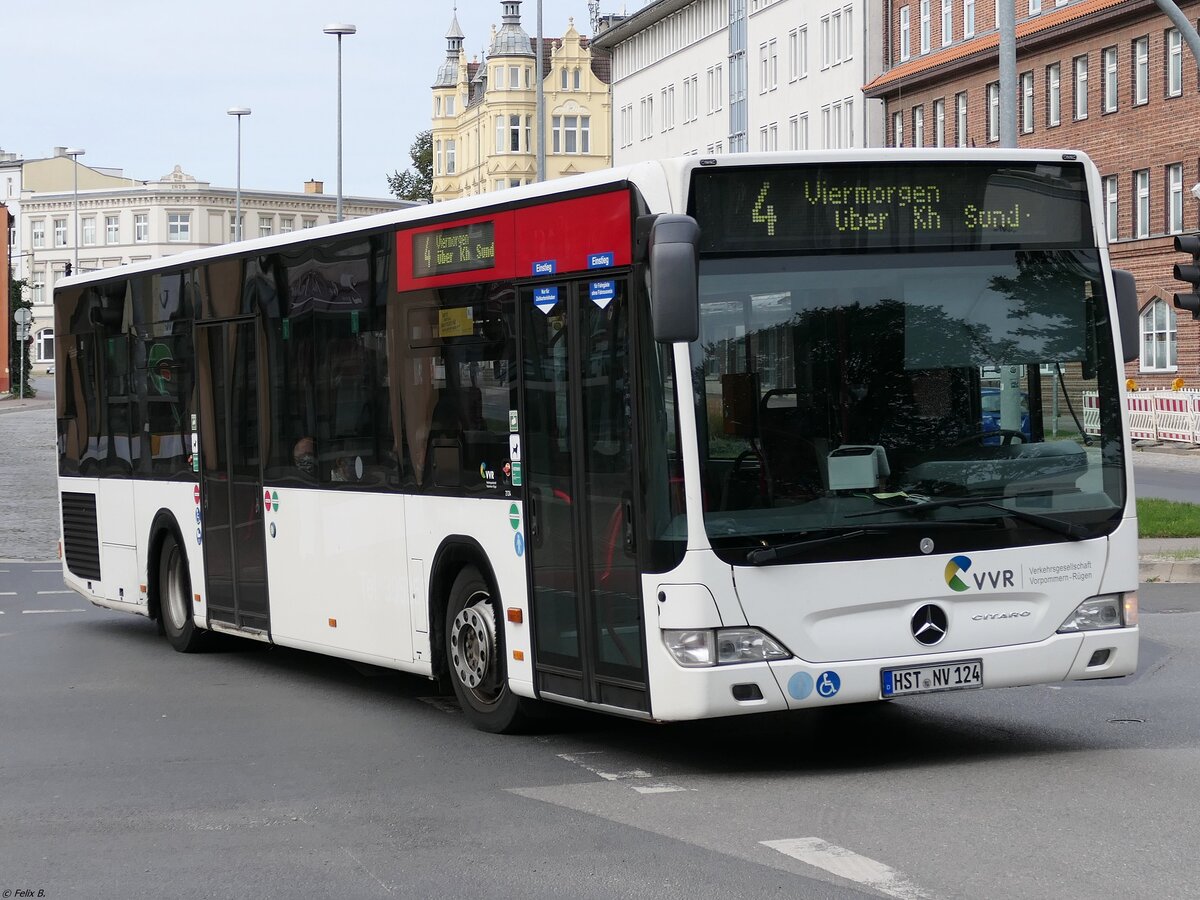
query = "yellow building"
xmin=431 ymin=1 xmax=612 ymax=202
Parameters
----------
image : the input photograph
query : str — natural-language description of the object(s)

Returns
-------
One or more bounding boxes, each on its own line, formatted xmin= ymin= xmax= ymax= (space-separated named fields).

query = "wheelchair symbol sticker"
xmin=816 ymin=670 xmax=841 ymax=698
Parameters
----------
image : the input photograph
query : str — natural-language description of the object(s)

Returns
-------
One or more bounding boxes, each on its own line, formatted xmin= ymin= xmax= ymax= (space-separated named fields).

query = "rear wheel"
xmin=160 ymin=532 xmax=205 ymax=653
xmin=445 ymin=565 xmax=533 ymax=733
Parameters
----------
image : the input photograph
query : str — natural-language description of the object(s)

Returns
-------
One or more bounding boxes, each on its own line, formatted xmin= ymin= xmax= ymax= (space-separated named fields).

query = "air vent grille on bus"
xmin=61 ymin=492 xmax=102 ymax=581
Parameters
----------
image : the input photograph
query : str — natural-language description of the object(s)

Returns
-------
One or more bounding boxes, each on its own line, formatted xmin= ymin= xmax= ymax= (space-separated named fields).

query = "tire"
xmin=444 ymin=565 xmax=533 ymax=733
xmin=159 ymin=532 xmax=205 ymax=653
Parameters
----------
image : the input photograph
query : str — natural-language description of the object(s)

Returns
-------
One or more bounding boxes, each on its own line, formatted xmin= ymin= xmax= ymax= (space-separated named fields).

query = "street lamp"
xmin=323 ymin=23 xmax=356 ymax=222
xmin=64 ymin=148 xmax=84 ymax=272
xmin=226 ymin=107 xmax=251 ymax=240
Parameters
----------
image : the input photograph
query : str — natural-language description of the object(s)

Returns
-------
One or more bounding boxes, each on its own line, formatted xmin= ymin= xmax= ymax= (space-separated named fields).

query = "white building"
xmin=8 ymin=150 xmax=410 ymax=369
xmin=592 ymin=0 xmax=886 ymax=162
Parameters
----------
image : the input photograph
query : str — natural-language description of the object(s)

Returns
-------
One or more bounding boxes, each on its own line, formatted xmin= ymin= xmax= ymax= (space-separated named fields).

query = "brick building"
xmin=864 ymin=0 xmax=1200 ymax=389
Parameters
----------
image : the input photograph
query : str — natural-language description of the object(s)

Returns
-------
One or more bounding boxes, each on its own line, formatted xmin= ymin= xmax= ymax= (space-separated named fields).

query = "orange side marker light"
xmin=506 ymin=608 xmax=523 ymax=624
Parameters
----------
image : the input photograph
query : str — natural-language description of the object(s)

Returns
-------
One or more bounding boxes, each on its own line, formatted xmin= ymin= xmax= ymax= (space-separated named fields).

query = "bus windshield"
xmin=687 ymin=162 xmax=1125 ymax=564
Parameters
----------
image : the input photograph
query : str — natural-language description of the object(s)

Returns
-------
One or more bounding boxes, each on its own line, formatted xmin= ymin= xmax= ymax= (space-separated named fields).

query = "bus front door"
xmin=196 ymin=320 xmax=270 ymax=634
xmin=520 ymin=277 xmax=648 ymax=714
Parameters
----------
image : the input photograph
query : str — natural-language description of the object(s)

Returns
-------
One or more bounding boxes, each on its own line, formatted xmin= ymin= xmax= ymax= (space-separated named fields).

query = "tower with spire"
xmin=429 ymin=1 xmax=613 ymax=203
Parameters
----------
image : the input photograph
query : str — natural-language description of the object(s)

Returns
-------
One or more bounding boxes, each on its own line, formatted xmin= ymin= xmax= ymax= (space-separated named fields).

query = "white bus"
xmin=55 ymin=150 xmax=1141 ymax=732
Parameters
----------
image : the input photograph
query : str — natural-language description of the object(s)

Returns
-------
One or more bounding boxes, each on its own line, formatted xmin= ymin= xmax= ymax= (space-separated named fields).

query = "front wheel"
xmin=445 ymin=565 xmax=534 ymax=733
xmin=159 ymin=532 xmax=205 ymax=653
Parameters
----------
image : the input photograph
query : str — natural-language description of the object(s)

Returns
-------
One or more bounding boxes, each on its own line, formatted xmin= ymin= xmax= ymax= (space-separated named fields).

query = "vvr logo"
xmin=944 ymin=555 xmax=1015 ymax=592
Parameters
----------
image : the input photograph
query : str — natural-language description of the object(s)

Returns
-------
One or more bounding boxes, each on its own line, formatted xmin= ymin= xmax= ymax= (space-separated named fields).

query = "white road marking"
xmin=33 ymin=569 xmax=61 ymax=573
xmin=37 ymin=590 xmax=74 ymax=595
xmin=558 ymin=752 xmax=654 ymax=782
xmin=21 ymin=609 xmax=88 ymax=614
xmin=761 ymin=837 xmax=932 ymax=900
xmin=557 ymin=752 xmax=692 ymax=793
xmin=0 ymin=592 xmax=15 ymax=596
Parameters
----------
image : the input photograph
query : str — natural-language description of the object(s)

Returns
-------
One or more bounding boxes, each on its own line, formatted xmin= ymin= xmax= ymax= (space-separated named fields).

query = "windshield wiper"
xmin=745 ymin=528 xmax=880 ymax=565
xmin=848 ymin=494 xmax=1089 ymax=541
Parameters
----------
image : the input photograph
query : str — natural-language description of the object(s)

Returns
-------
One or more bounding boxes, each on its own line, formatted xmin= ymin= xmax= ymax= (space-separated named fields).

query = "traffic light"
xmin=1172 ymin=234 xmax=1200 ymax=319
xmin=64 ymin=261 xmax=72 ymax=277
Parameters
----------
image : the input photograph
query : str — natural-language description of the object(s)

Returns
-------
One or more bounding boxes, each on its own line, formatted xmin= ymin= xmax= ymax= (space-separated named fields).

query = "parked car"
xmin=980 ymin=387 xmax=1031 ymax=444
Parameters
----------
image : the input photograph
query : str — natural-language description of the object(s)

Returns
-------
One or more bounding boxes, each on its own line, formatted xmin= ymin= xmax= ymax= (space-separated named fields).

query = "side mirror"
xmin=648 ymin=214 xmax=700 ymax=343
xmin=1111 ymin=268 xmax=1139 ymax=363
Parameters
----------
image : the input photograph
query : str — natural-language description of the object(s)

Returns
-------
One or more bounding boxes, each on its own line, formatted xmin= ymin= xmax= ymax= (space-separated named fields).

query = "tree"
xmin=387 ymin=129 xmax=433 ymax=203
xmin=6 ymin=274 xmax=33 ymax=398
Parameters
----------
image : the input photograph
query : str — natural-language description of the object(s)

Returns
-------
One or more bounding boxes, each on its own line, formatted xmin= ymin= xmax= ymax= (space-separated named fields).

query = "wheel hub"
xmin=450 ymin=595 xmax=497 ymax=690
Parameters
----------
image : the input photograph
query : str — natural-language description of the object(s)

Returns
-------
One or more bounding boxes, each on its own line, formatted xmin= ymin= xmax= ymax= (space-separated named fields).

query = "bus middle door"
xmin=519 ymin=277 xmax=648 ymax=714
xmin=196 ymin=319 xmax=270 ymax=634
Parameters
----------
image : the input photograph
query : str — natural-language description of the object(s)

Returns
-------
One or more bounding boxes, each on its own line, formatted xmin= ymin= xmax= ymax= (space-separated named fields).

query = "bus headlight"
xmin=1057 ymin=593 xmax=1132 ymax=633
xmin=663 ymin=628 xmax=791 ymax=667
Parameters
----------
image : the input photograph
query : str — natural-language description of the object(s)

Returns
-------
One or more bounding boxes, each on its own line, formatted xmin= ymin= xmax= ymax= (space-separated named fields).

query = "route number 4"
xmin=752 ymin=181 xmax=778 ymax=237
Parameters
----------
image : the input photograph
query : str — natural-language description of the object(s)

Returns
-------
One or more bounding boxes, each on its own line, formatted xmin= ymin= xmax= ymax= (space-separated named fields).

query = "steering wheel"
xmin=956 ymin=429 xmax=1027 ymax=446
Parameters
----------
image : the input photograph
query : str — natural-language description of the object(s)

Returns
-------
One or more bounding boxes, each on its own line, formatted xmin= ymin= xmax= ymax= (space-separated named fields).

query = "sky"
xmin=3 ymin=0 xmax=624 ymax=200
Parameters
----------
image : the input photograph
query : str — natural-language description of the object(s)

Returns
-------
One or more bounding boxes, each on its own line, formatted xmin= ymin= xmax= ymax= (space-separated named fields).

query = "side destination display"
xmin=412 ymin=221 xmax=497 ymax=278
xmin=395 ymin=189 xmax=634 ymax=292
xmin=690 ymin=161 xmax=1094 ymax=253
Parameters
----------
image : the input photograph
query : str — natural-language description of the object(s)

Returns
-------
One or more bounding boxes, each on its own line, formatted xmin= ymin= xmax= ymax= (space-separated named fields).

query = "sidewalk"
xmin=1137 ymin=538 xmax=1200 ymax=584
xmin=0 ymin=392 xmax=54 ymax=415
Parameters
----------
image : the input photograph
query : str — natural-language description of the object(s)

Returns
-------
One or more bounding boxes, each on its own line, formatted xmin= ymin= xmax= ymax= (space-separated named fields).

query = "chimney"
xmin=54 ymin=146 xmax=67 ymax=157
xmin=304 ymin=180 xmax=324 ymax=194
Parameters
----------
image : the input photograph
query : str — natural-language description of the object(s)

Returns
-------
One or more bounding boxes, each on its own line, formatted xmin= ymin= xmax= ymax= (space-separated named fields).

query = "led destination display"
xmin=412 ymin=221 xmax=497 ymax=278
xmin=691 ymin=162 xmax=1094 ymax=254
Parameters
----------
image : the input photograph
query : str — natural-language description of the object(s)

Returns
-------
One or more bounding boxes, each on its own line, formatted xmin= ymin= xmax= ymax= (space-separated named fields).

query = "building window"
xmin=913 ymin=105 xmax=924 ymax=146
xmin=899 ymin=7 xmax=910 ymax=61
xmin=1168 ymin=163 xmax=1184 ymax=234
xmin=104 ymin=215 xmax=119 ymax=244
xmin=987 ymin=82 xmax=1000 ymax=142
xmin=1133 ymin=35 xmax=1149 ymax=105
xmin=684 ymin=74 xmax=699 ymax=122
xmin=934 ymin=97 xmax=945 ymax=146
xmin=1134 ymin=168 xmax=1150 ymax=238
xmin=707 ymin=64 xmax=724 ymax=113
xmin=789 ymin=27 xmax=808 ymax=80
xmin=964 ymin=0 xmax=975 ymax=37
xmin=1047 ymin=62 xmax=1061 ymax=126
xmin=919 ymin=0 xmax=930 ymax=54
xmin=1167 ymin=28 xmax=1183 ymax=97
xmin=620 ymin=104 xmax=634 ymax=147
xmin=841 ymin=7 xmax=853 ymax=61
xmin=434 ymin=139 xmax=443 ymax=175
xmin=82 ymin=217 xmax=96 ymax=246
xmin=54 ymin=218 xmax=67 ymax=247
xmin=955 ymin=91 xmax=968 ymax=147
xmin=553 ymin=115 xmax=591 ymax=153
xmin=445 ymin=96 xmax=455 ymax=117
xmin=31 ymin=221 xmax=45 ymax=249
xmin=574 ymin=67 xmax=581 ymax=90
xmin=640 ymin=95 xmax=654 ymax=140
xmin=302 ymin=218 xmax=316 ymax=229
xmin=259 ymin=216 xmax=273 ymax=238
xmin=1074 ymin=55 xmax=1088 ymax=119
xmin=1102 ymin=46 xmax=1118 ymax=113
xmin=35 ymin=328 xmax=54 ymax=363
xmin=1030 ymin=0 xmax=1041 ymax=12
xmin=509 ymin=115 xmax=521 ymax=152
xmin=446 ymin=139 xmax=456 ymax=174
xmin=893 ymin=110 xmax=904 ymax=147
xmin=760 ymin=42 xmax=769 ymax=89
xmin=769 ymin=39 xmax=778 ymax=88
xmin=1021 ymin=71 xmax=1034 ymax=133
xmin=134 ymin=213 xmax=148 ymax=243
xmin=280 ymin=217 xmax=294 ymax=234
xmin=167 ymin=212 xmax=190 ymax=242
xmin=941 ymin=0 xmax=952 ymax=46
xmin=1104 ymin=175 xmax=1119 ymax=241
xmin=1140 ymin=298 xmax=1176 ymax=372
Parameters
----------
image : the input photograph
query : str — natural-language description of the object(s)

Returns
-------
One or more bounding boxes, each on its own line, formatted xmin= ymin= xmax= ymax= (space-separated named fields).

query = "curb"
xmin=1139 ymin=560 xmax=1200 ymax=584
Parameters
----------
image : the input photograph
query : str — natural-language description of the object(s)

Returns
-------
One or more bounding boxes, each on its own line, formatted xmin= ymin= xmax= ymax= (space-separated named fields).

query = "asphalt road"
xmin=2 ymin=564 xmax=1197 ymax=900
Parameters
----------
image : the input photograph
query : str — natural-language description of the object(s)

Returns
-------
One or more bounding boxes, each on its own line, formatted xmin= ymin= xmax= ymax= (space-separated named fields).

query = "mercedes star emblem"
xmin=911 ymin=604 xmax=949 ymax=646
